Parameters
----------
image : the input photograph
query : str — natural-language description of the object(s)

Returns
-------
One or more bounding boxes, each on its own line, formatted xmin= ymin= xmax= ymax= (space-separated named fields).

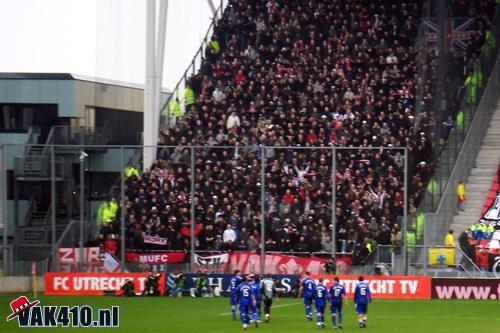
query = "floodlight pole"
xmin=143 ymin=0 xmax=168 ymax=170
xmin=207 ymin=0 xmax=217 ymax=16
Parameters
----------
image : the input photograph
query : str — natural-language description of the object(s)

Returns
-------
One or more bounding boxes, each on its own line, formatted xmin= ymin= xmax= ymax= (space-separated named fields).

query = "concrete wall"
xmin=0 ymin=276 xmax=44 ymax=293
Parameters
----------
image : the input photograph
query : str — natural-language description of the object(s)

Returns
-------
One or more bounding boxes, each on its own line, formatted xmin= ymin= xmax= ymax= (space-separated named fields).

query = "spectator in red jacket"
xmin=104 ymin=234 xmax=118 ymax=255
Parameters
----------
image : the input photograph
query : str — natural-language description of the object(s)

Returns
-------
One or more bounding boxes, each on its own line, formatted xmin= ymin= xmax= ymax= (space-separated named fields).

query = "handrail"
xmin=454 ymin=243 xmax=491 ymax=277
xmin=43 ymin=203 xmax=52 ymax=226
xmin=455 ymin=264 xmax=473 ymax=278
xmin=432 ymin=57 xmax=499 ymax=216
xmin=377 ymin=244 xmax=492 ymax=277
xmin=414 ymin=9 xmax=500 ymax=215
xmin=53 ymin=220 xmax=78 ymax=250
xmin=159 ymin=0 xmax=228 ymax=127
xmin=22 ymin=196 xmax=36 ymax=227
xmin=414 ymin=8 xmax=500 ymax=245
xmin=41 ymin=126 xmax=55 ymax=158
xmin=24 ymin=126 xmax=35 ymax=157
xmin=122 ymin=249 xmax=354 ymax=257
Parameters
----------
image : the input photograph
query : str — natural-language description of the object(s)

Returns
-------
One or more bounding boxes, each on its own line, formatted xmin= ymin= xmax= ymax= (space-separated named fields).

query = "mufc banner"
xmin=125 ymin=251 xmax=186 ymax=264
xmin=45 ymin=272 xmax=165 ymax=295
xmin=311 ymin=274 xmax=431 ymax=299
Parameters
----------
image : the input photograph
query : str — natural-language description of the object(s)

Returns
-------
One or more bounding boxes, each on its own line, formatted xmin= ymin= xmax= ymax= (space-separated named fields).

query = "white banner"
xmin=194 ymin=253 xmax=229 ymax=272
xmin=101 ymin=252 xmax=121 ymax=273
xmin=143 ymin=235 xmax=168 ymax=246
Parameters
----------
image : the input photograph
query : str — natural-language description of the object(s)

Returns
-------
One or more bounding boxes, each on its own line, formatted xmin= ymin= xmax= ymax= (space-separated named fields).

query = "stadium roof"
xmin=0 ymin=72 xmax=170 ymax=93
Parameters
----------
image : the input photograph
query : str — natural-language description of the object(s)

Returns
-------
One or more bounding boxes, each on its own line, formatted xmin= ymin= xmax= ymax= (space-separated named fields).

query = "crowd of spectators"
xmin=96 ymin=0 xmax=495 ymax=264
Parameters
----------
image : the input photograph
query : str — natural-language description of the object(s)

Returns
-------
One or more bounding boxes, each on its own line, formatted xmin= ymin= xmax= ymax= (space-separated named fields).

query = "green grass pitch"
xmin=0 ymin=295 xmax=498 ymax=332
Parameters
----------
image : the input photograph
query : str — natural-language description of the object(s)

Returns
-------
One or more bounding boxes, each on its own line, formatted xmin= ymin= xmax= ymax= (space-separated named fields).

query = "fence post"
xmin=190 ymin=147 xmax=196 ymax=272
xmin=331 ymin=146 xmax=336 ymax=256
xmin=403 ymin=147 xmax=408 ymax=275
xmin=51 ymin=146 xmax=56 ymax=270
xmin=260 ymin=146 xmax=266 ymax=274
xmin=120 ymin=147 xmax=126 ymax=271
xmin=423 ymin=214 xmax=429 ymax=276
xmin=1 ymin=145 xmax=7 ymax=275
xmin=78 ymin=151 xmax=85 ymax=272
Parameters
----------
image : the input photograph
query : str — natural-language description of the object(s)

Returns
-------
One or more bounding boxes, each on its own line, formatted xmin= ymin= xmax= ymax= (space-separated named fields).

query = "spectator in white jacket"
xmin=226 ymin=111 xmax=240 ymax=130
xmin=212 ymin=87 xmax=226 ymax=103
xmin=223 ymin=224 xmax=237 ymax=250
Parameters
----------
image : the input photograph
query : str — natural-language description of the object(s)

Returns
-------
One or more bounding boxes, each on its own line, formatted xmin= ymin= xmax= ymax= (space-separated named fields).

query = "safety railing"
xmin=0 ymin=245 xmax=13 ymax=276
xmin=49 ymin=126 xmax=109 ymax=146
xmin=376 ymin=244 xmax=491 ymax=277
xmin=413 ymin=6 xmax=500 ymax=214
xmin=159 ymin=0 xmax=229 ymax=127
xmin=4 ymin=144 xmax=411 ymax=275
xmin=423 ymin=29 xmax=500 ymax=243
xmin=413 ymin=6 xmax=500 ymax=245
xmin=13 ymin=154 xmax=65 ymax=178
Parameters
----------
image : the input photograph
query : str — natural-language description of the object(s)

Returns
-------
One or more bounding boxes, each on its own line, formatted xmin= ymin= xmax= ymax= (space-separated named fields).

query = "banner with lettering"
xmin=45 ymin=272 xmax=165 ymax=295
xmin=431 ymin=278 xmax=500 ymax=300
xmin=227 ymin=252 xmax=333 ymax=275
xmin=194 ymin=253 xmax=229 ymax=273
xmin=310 ymin=274 xmax=431 ymax=299
xmin=181 ymin=273 xmax=300 ymax=296
xmin=57 ymin=247 xmax=102 ymax=272
xmin=125 ymin=251 xmax=186 ymax=264
xmin=143 ymin=235 xmax=168 ymax=246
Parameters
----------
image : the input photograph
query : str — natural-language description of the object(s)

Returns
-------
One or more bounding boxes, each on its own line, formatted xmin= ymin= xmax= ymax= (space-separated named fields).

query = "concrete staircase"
xmin=450 ymin=105 xmax=500 ymax=234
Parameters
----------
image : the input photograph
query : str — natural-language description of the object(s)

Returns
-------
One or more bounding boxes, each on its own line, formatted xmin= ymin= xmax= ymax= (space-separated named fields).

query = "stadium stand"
xmin=97 ymin=0 xmax=494 ymax=263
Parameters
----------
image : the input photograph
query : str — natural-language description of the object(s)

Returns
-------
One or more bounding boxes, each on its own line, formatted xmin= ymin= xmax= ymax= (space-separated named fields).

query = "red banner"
xmin=311 ymin=274 xmax=431 ymax=299
xmin=45 ymin=272 xmax=165 ymax=295
xmin=227 ymin=252 xmax=350 ymax=275
xmin=125 ymin=251 xmax=186 ymax=264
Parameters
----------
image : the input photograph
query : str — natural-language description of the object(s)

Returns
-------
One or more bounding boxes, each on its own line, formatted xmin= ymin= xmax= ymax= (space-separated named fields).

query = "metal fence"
xmin=376 ymin=245 xmax=490 ymax=278
xmin=422 ymin=9 xmax=500 ymax=243
xmin=410 ymin=4 xmax=500 ymax=247
xmin=1 ymin=144 xmax=410 ymax=275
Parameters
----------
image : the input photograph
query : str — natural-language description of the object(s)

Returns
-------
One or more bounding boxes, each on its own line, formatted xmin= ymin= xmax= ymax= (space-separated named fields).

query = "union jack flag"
xmin=422 ymin=17 xmax=477 ymax=52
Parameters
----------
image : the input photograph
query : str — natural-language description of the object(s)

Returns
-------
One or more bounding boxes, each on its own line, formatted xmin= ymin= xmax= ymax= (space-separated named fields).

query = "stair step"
xmin=468 ymin=176 xmax=496 ymax=181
